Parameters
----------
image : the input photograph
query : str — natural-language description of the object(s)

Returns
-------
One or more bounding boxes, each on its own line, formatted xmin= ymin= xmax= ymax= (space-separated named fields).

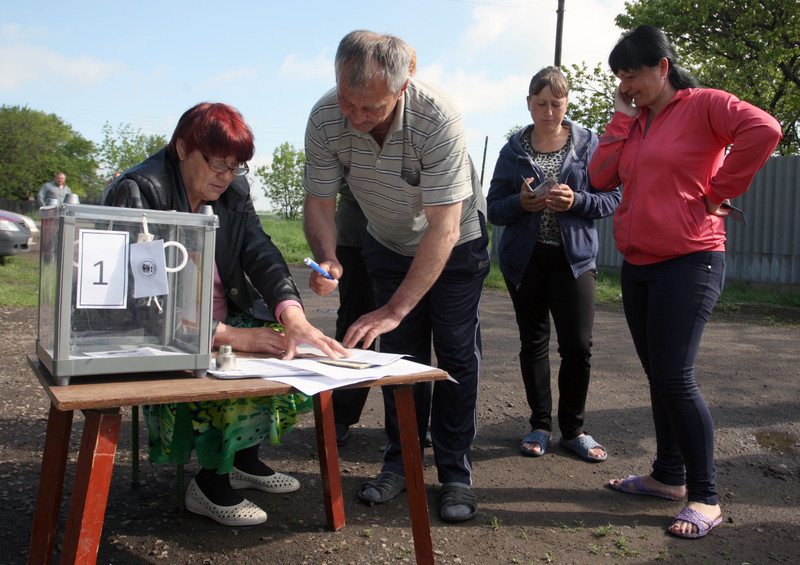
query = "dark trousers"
xmin=621 ymin=251 xmax=725 ymax=505
xmin=362 ymin=229 xmax=489 ymax=485
xmin=331 ymin=244 xmax=375 ymax=427
xmin=506 ymin=243 xmax=596 ymax=440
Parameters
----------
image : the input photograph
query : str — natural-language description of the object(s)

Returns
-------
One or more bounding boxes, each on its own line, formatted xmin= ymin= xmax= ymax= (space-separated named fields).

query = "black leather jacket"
xmin=101 ymin=148 xmax=301 ymax=323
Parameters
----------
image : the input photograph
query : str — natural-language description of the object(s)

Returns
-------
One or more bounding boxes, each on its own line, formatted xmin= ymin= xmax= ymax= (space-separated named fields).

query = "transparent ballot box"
xmin=36 ymin=201 xmax=218 ymax=385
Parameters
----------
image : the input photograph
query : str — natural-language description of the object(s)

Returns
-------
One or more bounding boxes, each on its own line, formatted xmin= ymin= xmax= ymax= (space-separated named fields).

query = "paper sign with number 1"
xmin=77 ymin=229 xmax=129 ymax=309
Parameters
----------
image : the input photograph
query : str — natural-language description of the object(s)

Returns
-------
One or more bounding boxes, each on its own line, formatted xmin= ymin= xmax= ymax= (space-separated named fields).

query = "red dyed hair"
xmin=168 ymin=102 xmax=255 ymax=163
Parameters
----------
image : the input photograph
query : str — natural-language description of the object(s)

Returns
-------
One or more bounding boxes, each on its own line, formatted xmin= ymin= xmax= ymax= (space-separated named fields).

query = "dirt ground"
xmin=1 ymin=264 xmax=799 ymax=565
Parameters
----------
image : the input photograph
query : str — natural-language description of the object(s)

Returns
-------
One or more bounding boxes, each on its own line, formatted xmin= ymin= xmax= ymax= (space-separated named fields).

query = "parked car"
xmin=17 ymin=211 xmax=40 ymax=243
xmin=0 ymin=209 xmax=33 ymax=263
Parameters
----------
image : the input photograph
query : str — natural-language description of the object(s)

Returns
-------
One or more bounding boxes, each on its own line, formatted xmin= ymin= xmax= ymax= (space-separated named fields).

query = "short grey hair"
xmin=335 ymin=30 xmax=411 ymax=94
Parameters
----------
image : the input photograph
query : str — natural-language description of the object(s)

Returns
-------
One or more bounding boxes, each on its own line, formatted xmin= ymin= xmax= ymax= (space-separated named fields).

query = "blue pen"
xmin=303 ymin=257 xmax=335 ymax=280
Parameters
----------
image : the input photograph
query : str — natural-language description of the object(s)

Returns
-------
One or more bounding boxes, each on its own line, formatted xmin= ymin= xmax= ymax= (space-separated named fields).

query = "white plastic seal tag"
xmin=130 ymin=239 xmax=169 ymax=299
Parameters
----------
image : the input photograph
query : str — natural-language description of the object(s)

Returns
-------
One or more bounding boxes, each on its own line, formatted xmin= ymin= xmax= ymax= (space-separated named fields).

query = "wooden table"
xmin=25 ymin=353 xmax=447 ymax=565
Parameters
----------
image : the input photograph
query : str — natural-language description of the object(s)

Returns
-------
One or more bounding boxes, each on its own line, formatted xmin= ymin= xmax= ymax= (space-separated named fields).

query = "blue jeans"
xmin=362 ymin=227 xmax=490 ymax=485
xmin=621 ymin=251 xmax=725 ymax=505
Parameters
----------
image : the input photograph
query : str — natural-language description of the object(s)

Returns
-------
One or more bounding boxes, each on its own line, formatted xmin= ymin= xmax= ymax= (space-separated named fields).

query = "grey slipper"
xmin=559 ymin=435 xmax=607 ymax=462
xmin=358 ymin=471 xmax=406 ymax=505
xmin=520 ymin=430 xmax=551 ymax=457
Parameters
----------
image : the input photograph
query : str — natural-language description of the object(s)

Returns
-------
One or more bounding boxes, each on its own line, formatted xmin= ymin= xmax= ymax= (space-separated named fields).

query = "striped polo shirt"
xmin=304 ymin=79 xmax=486 ymax=256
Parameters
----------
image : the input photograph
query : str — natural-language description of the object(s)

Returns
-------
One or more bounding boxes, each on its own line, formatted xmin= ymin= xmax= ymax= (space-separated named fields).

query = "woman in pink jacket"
xmin=589 ymin=25 xmax=782 ymax=539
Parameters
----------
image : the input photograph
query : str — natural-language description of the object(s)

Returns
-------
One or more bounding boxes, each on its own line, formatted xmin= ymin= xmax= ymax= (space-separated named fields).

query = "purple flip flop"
xmin=608 ymin=475 xmax=683 ymax=501
xmin=669 ymin=507 xmax=723 ymax=539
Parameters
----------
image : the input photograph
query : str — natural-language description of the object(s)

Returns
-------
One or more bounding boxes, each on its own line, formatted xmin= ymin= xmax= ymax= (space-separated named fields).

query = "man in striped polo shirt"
xmin=303 ymin=30 xmax=490 ymax=523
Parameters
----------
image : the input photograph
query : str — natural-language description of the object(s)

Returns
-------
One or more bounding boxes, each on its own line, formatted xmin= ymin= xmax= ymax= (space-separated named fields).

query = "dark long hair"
xmin=609 ymin=25 xmax=698 ymax=90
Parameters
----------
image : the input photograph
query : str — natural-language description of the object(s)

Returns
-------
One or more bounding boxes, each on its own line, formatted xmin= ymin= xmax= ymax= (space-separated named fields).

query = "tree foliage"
xmin=0 ymin=105 xmax=97 ymax=200
xmin=563 ymin=62 xmax=618 ymax=135
xmin=617 ymin=0 xmax=800 ymax=155
xmin=97 ymin=122 xmax=167 ymax=183
xmin=254 ymin=142 xmax=306 ymax=220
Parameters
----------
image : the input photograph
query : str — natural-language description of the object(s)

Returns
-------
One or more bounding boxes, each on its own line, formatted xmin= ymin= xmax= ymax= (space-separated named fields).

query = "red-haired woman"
xmin=103 ymin=102 xmax=347 ymax=526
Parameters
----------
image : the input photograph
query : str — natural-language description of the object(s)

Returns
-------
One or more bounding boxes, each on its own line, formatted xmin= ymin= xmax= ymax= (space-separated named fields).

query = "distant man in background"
xmin=37 ymin=172 xmax=71 ymax=206
xmin=303 ymin=30 xmax=489 ymax=523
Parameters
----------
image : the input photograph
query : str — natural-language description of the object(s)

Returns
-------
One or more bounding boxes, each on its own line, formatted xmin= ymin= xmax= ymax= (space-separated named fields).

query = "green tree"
xmin=563 ymin=62 xmax=618 ymax=135
xmin=255 ymin=142 xmax=306 ymax=220
xmin=616 ymin=0 xmax=800 ymax=155
xmin=0 ymin=105 xmax=98 ymax=200
xmin=505 ymin=124 xmax=524 ymax=140
xmin=97 ymin=122 xmax=167 ymax=182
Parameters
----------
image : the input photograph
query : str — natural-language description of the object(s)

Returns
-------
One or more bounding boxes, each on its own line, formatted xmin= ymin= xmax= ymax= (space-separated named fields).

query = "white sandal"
xmin=230 ymin=467 xmax=300 ymax=493
xmin=184 ymin=479 xmax=267 ymax=526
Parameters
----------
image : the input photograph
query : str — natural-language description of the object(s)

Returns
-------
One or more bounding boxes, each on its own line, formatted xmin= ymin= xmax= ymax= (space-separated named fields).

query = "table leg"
xmin=28 ymin=404 xmax=74 ymax=565
xmin=395 ymin=385 xmax=434 ymax=565
xmin=59 ymin=409 xmax=122 ymax=565
xmin=313 ymin=390 xmax=345 ymax=530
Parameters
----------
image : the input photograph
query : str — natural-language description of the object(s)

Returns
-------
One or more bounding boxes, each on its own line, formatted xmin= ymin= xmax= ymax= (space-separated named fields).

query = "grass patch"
xmin=2 ymin=216 xmax=798 ymax=324
xmin=716 ymin=279 xmax=800 ymax=313
xmin=0 ymin=252 xmax=40 ymax=308
xmin=260 ymin=215 xmax=311 ymax=264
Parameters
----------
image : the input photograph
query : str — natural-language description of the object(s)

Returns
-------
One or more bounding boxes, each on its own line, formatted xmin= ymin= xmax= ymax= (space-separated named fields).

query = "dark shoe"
xmin=439 ymin=483 xmax=477 ymax=522
xmin=358 ymin=471 xmax=406 ymax=505
xmin=335 ymin=423 xmax=351 ymax=446
xmin=424 ymin=430 xmax=433 ymax=448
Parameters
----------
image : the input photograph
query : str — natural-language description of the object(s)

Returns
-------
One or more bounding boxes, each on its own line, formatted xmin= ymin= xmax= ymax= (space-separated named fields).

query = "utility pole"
xmin=554 ymin=0 xmax=565 ymax=67
xmin=480 ymin=136 xmax=488 ymax=185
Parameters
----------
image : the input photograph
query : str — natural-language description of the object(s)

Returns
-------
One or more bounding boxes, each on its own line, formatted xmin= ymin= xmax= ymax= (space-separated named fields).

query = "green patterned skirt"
xmin=143 ymin=316 xmax=312 ymax=473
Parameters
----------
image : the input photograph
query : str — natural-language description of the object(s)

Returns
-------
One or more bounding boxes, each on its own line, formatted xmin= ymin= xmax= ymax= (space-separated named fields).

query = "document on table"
xmin=263 ymin=358 xmax=448 ymax=395
xmin=207 ymin=348 xmax=445 ymax=395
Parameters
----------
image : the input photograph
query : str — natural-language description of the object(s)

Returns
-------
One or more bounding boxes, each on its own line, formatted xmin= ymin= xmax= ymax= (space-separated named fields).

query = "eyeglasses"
xmin=201 ymin=153 xmax=249 ymax=176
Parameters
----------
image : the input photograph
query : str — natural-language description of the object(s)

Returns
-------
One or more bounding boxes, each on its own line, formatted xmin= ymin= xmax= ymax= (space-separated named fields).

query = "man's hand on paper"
xmin=342 ymin=305 xmax=404 ymax=350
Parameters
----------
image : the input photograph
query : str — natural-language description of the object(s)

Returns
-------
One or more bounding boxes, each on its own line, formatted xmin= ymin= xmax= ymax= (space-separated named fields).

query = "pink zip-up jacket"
xmin=588 ymin=88 xmax=782 ymax=265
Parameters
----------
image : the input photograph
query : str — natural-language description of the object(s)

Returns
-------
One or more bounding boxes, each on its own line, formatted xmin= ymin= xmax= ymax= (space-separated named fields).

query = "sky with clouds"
xmin=1 ymin=0 xmax=628 ymax=208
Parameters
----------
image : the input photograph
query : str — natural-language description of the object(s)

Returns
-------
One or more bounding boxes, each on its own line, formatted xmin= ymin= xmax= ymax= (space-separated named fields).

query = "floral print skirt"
xmin=143 ymin=316 xmax=312 ymax=473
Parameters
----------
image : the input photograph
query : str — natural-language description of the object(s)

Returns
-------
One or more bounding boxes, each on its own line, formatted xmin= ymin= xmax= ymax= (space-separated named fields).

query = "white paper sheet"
xmin=207 ymin=348 xmax=447 ymax=396
xmin=81 ymin=347 xmax=183 ymax=358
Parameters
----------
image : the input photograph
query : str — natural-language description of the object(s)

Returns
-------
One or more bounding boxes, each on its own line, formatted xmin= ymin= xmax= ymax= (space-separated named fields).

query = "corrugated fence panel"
xmin=493 ymin=156 xmax=800 ymax=284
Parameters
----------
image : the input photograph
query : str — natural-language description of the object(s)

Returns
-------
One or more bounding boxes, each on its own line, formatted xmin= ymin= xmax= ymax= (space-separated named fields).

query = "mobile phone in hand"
xmin=721 ymin=201 xmax=748 ymax=226
xmin=521 ymin=175 xmax=557 ymax=198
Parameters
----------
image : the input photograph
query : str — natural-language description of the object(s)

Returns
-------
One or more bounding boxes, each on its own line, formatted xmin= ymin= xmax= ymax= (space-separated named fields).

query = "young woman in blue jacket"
xmin=487 ymin=66 xmax=621 ymax=463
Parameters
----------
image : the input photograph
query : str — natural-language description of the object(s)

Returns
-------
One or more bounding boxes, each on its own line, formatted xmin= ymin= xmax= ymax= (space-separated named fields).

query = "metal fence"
xmin=0 ymin=198 xmax=39 ymax=217
xmin=491 ymin=156 xmax=800 ymax=285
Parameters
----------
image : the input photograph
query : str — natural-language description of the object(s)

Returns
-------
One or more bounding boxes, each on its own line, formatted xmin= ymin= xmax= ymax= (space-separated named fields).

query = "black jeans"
xmin=331 ymin=244 xmax=375 ymax=427
xmin=506 ymin=243 xmax=596 ymax=440
xmin=362 ymin=228 xmax=489 ymax=485
xmin=621 ymin=251 xmax=725 ymax=505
